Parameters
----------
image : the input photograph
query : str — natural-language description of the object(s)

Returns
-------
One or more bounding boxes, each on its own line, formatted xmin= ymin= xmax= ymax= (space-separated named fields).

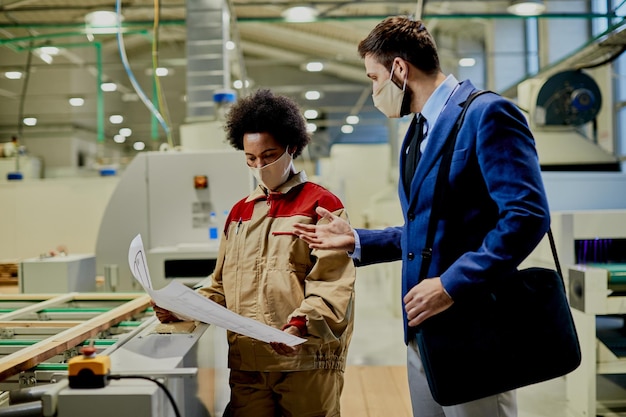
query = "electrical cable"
xmin=115 ymin=0 xmax=172 ymax=146
xmin=108 ymin=374 xmax=181 ymax=417
xmin=151 ymin=0 xmax=173 ymax=146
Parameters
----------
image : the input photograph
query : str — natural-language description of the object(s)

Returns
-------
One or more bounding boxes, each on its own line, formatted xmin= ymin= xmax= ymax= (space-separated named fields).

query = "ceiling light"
xmin=281 ymin=6 xmax=319 ymax=22
xmin=101 ymin=82 xmax=117 ymax=92
xmin=233 ymin=79 xmax=251 ymax=89
xmin=36 ymin=51 xmax=53 ymax=64
xmin=23 ymin=117 xmax=37 ymax=126
xmin=507 ymin=0 xmax=546 ymax=16
xmin=39 ymin=46 xmax=60 ymax=56
xmin=133 ymin=141 xmax=146 ymax=151
xmin=459 ymin=58 xmax=476 ymax=67
xmin=225 ymin=41 xmax=236 ymax=50
xmin=85 ymin=10 xmax=121 ymax=35
xmin=304 ymin=109 xmax=319 ymax=119
xmin=305 ymin=62 xmax=324 ymax=72
xmin=119 ymin=127 xmax=132 ymax=137
xmin=306 ymin=123 xmax=317 ymax=133
xmin=341 ymin=125 xmax=354 ymax=134
xmin=346 ymin=115 xmax=360 ymax=125
xmin=109 ymin=115 xmax=124 ymax=124
xmin=5 ymin=71 xmax=23 ymax=79
xmin=155 ymin=67 xmax=169 ymax=77
xmin=113 ymin=134 xmax=126 ymax=144
xmin=69 ymin=97 xmax=85 ymax=107
xmin=304 ymin=90 xmax=321 ymax=100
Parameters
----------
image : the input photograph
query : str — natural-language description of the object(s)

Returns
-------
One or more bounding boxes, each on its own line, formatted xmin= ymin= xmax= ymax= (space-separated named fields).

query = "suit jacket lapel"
xmin=405 ymin=82 xmax=476 ymax=211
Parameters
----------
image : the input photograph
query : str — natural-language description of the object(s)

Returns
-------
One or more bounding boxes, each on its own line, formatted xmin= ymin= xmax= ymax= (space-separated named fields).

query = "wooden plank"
xmin=0 ymin=293 xmax=75 ymax=321
xmin=72 ymin=293 xmax=150 ymax=301
xmin=0 ymin=321 xmax=81 ymax=328
xmin=0 ymin=294 xmax=57 ymax=301
xmin=0 ymin=294 xmax=151 ymax=381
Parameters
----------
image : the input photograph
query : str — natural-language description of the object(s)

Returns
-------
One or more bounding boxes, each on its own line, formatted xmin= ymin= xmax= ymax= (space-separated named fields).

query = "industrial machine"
xmin=19 ymin=254 xmax=96 ymax=294
xmin=0 ymin=292 xmax=227 ymax=416
xmin=517 ymin=68 xmax=620 ymax=171
xmin=529 ymin=211 xmax=626 ymax=417
xmin=95 ymin=150 xmax=252 ymax=292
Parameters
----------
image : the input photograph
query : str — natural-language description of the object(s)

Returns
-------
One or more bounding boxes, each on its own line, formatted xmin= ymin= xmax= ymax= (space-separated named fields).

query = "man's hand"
xmin=269 ymin=326 xmax=303 ymax=356
xmin=150 ymin=300 xmax=181 ymax=323
xmin=293 ymin=206 xmax=356 ymax=252
xmin=403 ymin=277 xmax=454 ymax=327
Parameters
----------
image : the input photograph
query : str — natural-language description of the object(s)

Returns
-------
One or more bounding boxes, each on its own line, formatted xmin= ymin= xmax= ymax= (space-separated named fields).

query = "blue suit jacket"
xmin=356 ymin=80 xmax=551 ymax=343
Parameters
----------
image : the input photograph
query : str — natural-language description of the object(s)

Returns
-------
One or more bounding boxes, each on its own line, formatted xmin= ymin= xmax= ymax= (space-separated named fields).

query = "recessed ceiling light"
xmin=346 ymin=115 xmax=360 ymax=125
xmin=459 ymin=58 xmax=476 ymax=67
xmin=133 ymin=141 xmax=146 ymax=151
xmin=507 ymin=0 xmax=546 ymax=16
xmin=119 ymin=128 xmax=132 ymax=137
xmin=305 ymin=90 xmax=321 ymax=100
xmin=101 ymin=82 xmax=117 ymax=92
xmin=69 ymin=97 xmax=85 ymax=107
xmin=304 ymin=109 xmax=319 ymax=119
xmin=305 ymin=62 xmax=324 ymax=72
xmin=113 ymin=134 xmax=126 ymax=143
xmin=281 ymin=6 xmax=319 ymax=22
xmin=306 ymin=123 xmax=317 ymax=133
xmin=155 ymin=67 xmax=169 ymax=77
xmin=109 ymin=115 xmax=124 ymax=124
xmin=341 ymin=125 xmax=354 ymax=134
xmin=23 ymin=117 xmax=37 ymax=126
xmin=5 ymin=71 xmax=23 ymax=80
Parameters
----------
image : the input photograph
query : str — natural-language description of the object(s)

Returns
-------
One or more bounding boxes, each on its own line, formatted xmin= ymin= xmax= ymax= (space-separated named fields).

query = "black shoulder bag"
xmin=415 ymin=90 xmax=582 ymax=406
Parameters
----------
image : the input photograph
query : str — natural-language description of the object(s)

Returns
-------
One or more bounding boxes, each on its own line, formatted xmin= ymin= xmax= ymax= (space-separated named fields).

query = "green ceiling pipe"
xmin=0 ymin=29 xmax=150 ymax=45
xmin=96 ymin=41 xmax=104 ymax=144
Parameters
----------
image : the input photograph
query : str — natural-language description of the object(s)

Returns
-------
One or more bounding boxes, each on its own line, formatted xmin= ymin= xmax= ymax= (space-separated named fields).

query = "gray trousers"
xmin=407 ymin=339 xmax=517 ymax=417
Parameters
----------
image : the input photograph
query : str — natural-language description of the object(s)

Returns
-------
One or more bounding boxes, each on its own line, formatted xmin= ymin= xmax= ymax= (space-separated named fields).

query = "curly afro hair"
xmin=224 ymin=89 xmax=310 ymax=159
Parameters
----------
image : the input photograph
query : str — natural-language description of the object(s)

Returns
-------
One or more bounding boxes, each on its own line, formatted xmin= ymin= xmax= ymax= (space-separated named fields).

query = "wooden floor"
xmin=342 ymin=365 xmax=412 ymax=417
xmin=198 ymin=365 xmax=412 ymax=417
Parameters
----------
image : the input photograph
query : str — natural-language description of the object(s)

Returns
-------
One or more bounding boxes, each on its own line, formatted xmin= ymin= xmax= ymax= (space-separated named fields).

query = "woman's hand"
xmin=269 ymin=326 xmax=303 ymax=356
xmin=150 ymin=300 xmax=181 ymax=323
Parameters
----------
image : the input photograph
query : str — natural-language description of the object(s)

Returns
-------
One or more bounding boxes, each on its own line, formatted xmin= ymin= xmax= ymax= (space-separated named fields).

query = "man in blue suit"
xmin=293 ymin=16 xmax=550 ymax=417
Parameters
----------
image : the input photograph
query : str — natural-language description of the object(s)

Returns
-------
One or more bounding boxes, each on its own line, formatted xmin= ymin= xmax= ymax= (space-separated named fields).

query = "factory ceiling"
xmin=0 ymin=0 xmax=625 ymax=160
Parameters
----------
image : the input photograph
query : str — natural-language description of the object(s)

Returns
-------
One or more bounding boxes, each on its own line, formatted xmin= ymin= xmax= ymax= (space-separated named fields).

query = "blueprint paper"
xmin=129 ymin=234 xmax=305 ymax=346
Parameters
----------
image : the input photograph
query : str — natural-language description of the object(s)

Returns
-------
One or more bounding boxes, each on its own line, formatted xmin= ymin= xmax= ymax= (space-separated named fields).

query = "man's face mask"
xmin=372 ymin=61 xmax=411 ymax=118
xmin=249 ymin=150 xmax=294 ymax=191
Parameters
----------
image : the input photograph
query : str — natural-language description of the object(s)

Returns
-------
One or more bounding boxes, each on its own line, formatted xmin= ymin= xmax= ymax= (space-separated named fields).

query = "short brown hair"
xmin=358 ymin=16 xmax=440 ymax=75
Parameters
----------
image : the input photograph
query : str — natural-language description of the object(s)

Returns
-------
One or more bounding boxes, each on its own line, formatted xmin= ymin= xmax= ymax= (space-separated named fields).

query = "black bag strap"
xmin=419 ymin=89 xmax=562 ymax=281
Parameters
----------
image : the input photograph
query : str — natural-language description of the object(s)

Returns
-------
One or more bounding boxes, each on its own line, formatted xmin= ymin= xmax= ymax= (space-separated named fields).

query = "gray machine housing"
xmin=95 ymin=150 xmax=252 ymax=292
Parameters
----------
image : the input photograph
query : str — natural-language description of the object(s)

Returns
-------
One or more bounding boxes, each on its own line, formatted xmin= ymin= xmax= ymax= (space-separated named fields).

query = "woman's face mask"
xmin=249 ymin=150 xmax=294 ymax=191
xmin=372 ymin=62 xmax=408 ymax=118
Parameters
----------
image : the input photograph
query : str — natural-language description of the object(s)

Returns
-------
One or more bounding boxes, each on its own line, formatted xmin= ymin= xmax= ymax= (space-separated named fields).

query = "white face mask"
xmin=249 ymin=150 xmax=294 ymax=191
xmin=372 ymin=62 xmax=407 ymax=118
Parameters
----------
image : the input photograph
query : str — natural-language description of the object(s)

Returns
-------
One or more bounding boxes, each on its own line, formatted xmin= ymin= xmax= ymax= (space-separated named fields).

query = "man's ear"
xmin=394 ymin=57 xmax=409 ymax=77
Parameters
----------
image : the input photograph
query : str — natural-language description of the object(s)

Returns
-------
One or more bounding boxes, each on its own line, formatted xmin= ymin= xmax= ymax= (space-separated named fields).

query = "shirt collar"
xmin=420 ymin=74 xmax=459 ymax=131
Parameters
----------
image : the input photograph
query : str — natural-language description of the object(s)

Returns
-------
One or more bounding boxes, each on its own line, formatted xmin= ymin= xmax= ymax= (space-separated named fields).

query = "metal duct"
xmin=185 ymin=0 xmax=230 ymax=121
